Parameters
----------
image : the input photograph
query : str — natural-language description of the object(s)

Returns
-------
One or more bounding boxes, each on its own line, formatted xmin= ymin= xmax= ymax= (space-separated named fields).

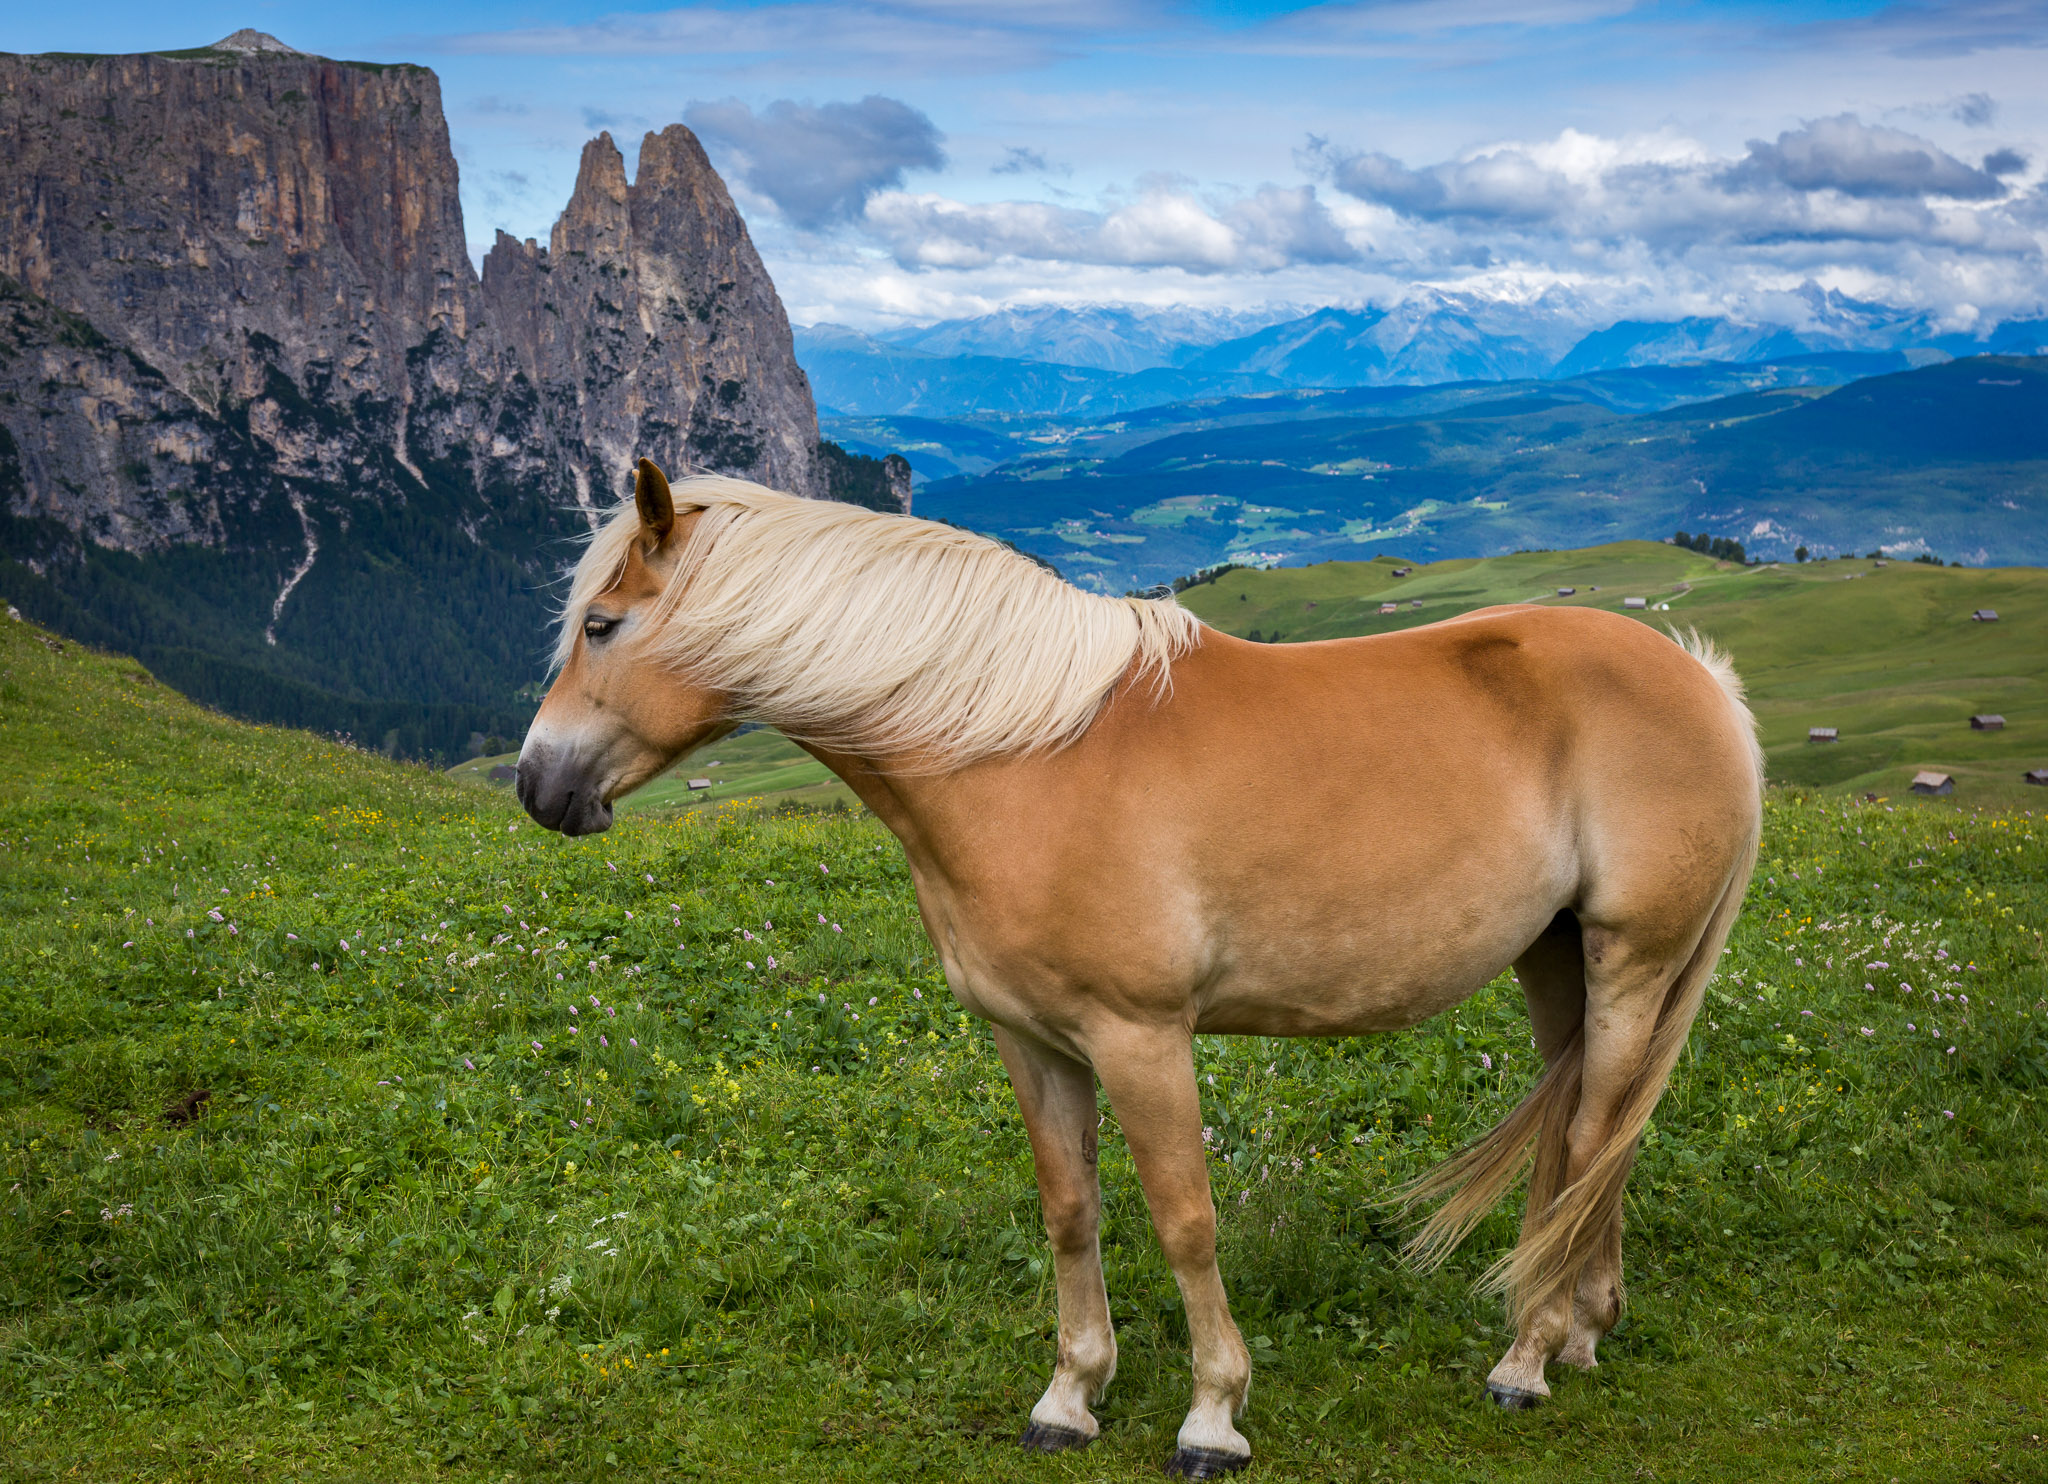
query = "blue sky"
xmin=12 ymin=2 xmax=2047 ymax=328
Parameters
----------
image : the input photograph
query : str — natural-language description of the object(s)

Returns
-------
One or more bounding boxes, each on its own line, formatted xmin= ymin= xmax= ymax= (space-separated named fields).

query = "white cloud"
xmin=860 ymin=181 xmax=1357 ymax=273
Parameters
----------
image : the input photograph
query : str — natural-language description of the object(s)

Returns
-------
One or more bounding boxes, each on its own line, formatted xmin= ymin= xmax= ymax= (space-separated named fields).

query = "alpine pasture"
xmin=2 ymin=608 xmax=2045 ymax=1482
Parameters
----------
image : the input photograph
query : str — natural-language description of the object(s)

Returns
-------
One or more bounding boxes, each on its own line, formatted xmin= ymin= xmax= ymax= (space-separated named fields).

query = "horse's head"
xmin=518 ymin=459 xmax=730 ymax=836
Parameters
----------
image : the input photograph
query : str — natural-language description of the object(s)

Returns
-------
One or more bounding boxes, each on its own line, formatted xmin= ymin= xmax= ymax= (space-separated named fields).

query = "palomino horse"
xmin=519 ymin=462 xmax=1762 ymax=1477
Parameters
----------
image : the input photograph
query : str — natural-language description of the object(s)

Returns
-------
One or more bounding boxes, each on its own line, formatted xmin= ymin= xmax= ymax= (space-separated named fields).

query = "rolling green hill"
xmin=1180 ymin=542 xmax=2048 ymax=808
xmin=5 ymin=564 xmax=2048 ymax=1481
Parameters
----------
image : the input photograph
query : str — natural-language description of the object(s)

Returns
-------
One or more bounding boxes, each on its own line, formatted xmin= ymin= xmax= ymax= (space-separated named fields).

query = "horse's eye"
xmin=583 ymin=617 xmax=617 ymax=641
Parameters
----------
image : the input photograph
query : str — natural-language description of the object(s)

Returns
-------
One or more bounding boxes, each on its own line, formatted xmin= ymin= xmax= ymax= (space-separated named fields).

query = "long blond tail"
xmin=1398 ymin=864 xmax=1751 ymax=1319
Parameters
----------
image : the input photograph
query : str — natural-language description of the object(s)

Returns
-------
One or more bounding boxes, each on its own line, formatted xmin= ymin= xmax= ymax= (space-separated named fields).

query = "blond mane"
xmin=556 ymin=475 xmax=1202 ymax=767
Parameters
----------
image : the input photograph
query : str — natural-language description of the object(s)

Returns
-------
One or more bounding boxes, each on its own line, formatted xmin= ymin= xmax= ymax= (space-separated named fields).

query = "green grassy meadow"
xmin=1182 ymin=544 xmax=2048 ymax=811
xmin=3 ymin=608 xmax=2047 ymax=1482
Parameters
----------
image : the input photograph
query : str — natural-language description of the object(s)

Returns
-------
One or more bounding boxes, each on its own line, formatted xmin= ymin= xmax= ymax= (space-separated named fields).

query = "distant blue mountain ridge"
xmin=798 ymin=286 xmax=2048 ymax=420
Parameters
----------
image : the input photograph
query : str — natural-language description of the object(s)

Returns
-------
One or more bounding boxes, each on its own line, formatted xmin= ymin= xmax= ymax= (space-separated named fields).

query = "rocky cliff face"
xmin=483 ymin=129 xmax=823 ymax=512
xmin=0 ymin=32 xmax=831 ymax=756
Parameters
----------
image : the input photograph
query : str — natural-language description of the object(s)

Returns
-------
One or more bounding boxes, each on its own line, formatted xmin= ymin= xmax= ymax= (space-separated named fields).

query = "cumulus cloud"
xmin=1725 ymin=115 xmax=2004 ymax=199
xmin=684 ymin=95 xmax=947 ymax=228
xmin=862 ymin=182 xmax=1357 ymax=273
xmin=1315 ymin=116 xmax=2031 ymax=250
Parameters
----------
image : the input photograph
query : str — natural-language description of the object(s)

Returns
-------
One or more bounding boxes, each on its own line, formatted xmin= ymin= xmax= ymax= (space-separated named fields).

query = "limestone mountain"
xmin=0 ymin=32 xmax=861 ymax=757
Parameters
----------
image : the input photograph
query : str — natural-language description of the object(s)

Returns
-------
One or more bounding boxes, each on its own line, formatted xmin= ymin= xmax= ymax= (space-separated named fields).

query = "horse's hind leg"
xmin=993 ymin=1027 xmax=1117 ymax=1452
xmin=1485 ymin=914 xmax=1590 ymax=1407
xmin=1511 ymin=913 xmax=1621 ymax=1376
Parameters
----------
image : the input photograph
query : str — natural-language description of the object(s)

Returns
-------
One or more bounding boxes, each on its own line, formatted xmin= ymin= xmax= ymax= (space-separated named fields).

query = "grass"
xmin=1181 ymin=542 xmax=2048 ymax=812
xmin=2 ymin=614 xmax=2047 ymax=1481
xmin=447 ymin=728 xmax=861 ymax=817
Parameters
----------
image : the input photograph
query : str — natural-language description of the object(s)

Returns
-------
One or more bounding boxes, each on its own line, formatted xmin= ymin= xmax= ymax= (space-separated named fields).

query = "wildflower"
xmin=287 ymin=932 xmax=298 ymax=940
xmin=464 ymin=1058 xmax=475 ymax=1070
xmin=743 ymin=929 xmax=755 ymax=941
xmin=1865 ymin=983 xmax=1875 ymax=992
xmin=569 ymin=1006 xmax=578 ymax=1016
xmin=569 ymin=1026 xmax=578 ymax=1035
xmin=818 ymin=914 xmax=826 ymax=924
xmin=1480 ymin=1053 xmax=1493 ymax=1070
xmin=570 ymin=1119 xmax=579 ymax=1128
xmin=1947 ymin=1046 xmax=1957 ymax=1055
xmin=764 ymin=920 xmax=773 ymax=931
xmin=1800 ymin=1010 xmax=1813 ymax=1017
xmin=532 ymin=1041 xmax=543 ymax=1052
xmin=766 ymin=956 xmax=778 ymax=969
xmin=1907 ymin=1023 xmax=1916 ymax=1031
xmin=1871 ymin=961 xmax=1889 ymax=970
xmin=1860 ymin=1027 xmax=1873 ymax=1036
xmin=765 ymin=879 xmax=775 ymax=886
xmin=869 ymin=997 xmax=878 ymax=1006
xmin=629 ymin=1038 xmax=638 ymax=1047
xmin=913 ymin=988 xmax=922 ymax=999
xmin=122 ymin=941 xmax=133 ymax=948
xmin=832 ymin=923 xmax=842 ymax=933
xmin=745 ymin=962 xmax=755 ymax=971
xmin=1944 ymin=1109 xmax=1955 ymax=1118
xmin=600 ymin=1035 xmax=609 ymax=1048
xmin=645 ymin=873 xmax=654 ymax=883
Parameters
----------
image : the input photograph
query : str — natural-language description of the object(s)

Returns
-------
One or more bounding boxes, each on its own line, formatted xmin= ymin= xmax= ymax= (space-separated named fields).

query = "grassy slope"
xmin=448 ymin=729 xmax=861 ymax=817
xmin=1182 ymin=543 xmax=2048 ymax=810
xmin=3 ymin=616 xmax=2047 ymax=1482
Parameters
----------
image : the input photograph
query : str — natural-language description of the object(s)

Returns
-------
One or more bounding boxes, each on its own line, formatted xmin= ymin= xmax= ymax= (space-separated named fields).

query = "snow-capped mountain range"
xmin=798 ymin=285 xmax=2048 ymax=417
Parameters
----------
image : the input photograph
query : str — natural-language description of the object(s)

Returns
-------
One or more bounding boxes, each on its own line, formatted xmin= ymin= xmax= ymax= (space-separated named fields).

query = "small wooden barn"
xmin=1391 ymin=567 xmax=1411 ymax=577
xmin=1808 ymin=727 xmax=1838 ymax=743
xmin=1971 ymin=714 xmax=2006 ymax=730
xmin=1410 ymin=599 xmax=1423 ymax=608
xmin=1972 ymin=609 xmax=1999 ymax=622
xmin=2025 ymin=769 xmax=2048 ymax=787
xmin=687 ymin=778 xmax=712 ymax=791
xmin=1623 ymin=596 xmax=1647 ymax=610
xmin=1379 ymin=602 xmax=1398 ymax=614
xmin=1911 ymin=771 xmax=1955 ymax=795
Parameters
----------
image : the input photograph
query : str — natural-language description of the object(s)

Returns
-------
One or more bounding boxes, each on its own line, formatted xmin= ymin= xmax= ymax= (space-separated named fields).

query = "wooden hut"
xmin=1971 ymin=714 xmax=2006 ymax=730
xmin=687 ymin=778 xmax=712 ymax=791
xmin=1910 ymin=771 xmax=1955 ymax=796
xmin=1623 ymin=596 xmax=1647 ymax=610
xmin=2025 ymin=769 xmax=2048 ymax=787
xmin=1391 ymin=567 xmax=1411 ymax=577
xmin=1379 ymin=602 xmax=1398 ymax=615
xmin=1972 ymin=609 xmax=1999 ymax=622
xmin=1808 ymin=727 xmax=1838 ymax=743
xmin=1556 ymin=587 xmax=1576 ymax=597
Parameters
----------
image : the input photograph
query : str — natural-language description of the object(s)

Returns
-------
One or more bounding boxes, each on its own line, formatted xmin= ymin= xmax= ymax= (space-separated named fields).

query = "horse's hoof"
xmin=1487 ymin=1382 xmax=1544 ymax=1411
xmin=1018 ymin=1422 xmax=1092 ymax=1453
xmin=1164 ymin=1446 xmax=1250 ymax=1478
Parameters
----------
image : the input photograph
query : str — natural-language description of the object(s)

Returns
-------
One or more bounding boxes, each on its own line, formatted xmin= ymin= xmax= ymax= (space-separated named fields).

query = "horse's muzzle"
xmin=517 ymin=747 xmax=615 ymax=836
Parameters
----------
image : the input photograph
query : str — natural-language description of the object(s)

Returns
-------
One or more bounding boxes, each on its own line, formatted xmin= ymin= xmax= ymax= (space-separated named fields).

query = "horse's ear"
xmin=635 ymin=458 xmax=675 ymax=543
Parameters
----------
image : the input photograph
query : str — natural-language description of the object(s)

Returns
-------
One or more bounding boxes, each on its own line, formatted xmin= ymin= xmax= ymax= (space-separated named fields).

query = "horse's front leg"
xmin=1093 ymin=1024 xmax=1251 ymax=1478
xmin=993 ymin=1026 xmax=1117 ymax=1452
